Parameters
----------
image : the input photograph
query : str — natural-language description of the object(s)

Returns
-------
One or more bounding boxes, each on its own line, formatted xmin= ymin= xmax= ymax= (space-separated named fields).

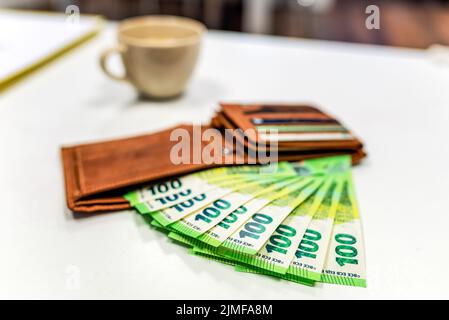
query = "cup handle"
xmin=99 ymin=46 xmax=128 ymax=81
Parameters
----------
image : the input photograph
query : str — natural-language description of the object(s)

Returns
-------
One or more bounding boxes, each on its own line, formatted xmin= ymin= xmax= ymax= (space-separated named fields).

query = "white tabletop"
xmin=1 ymin=23 xmax=449 ymax=300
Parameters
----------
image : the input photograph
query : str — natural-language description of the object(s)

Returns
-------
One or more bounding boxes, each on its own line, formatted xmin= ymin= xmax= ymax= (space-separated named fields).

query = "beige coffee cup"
xmin=100 ymin=15 xmax=205 ymax=98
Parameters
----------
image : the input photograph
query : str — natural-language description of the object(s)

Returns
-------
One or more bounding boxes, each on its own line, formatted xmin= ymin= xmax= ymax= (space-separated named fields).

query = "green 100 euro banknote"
xmin=196 ymin=178 xmax=304 ymax=247
xmin=235 ymin=171 xmax=366 ymax=287
xmin=138 ymin=175 xmax=288 ymax=226
xmin=219 ymin=178 xmax=324 ymax=256
xmin=168 ymin=177 xmax=301 ymax=238
xmin=225 ymin=177 xmax=334 ymax=275
xmin=125 ymin=163 xmax=297 ymax=206
xmin=320 ymin=172 xmax=366 ymax=287
xmin=125 ymin=155 xmax=366 ymax=288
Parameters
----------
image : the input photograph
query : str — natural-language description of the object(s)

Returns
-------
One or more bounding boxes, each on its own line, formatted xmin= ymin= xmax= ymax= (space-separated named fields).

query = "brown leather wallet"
xmin=61 ymin=104 xmax=366 ymax=213
xmin=62 ymin=124 xmax=227 ymax=212
xmin=219 ymin=103 xmax=364 ymax=151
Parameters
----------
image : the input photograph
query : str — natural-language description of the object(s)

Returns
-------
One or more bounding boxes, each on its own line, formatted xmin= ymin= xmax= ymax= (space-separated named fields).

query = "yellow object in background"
xmin=0 ymin=9 xmax=103 ymax=92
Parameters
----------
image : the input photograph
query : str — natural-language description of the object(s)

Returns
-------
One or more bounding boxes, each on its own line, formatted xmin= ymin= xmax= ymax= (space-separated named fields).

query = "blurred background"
xmin=1 ymin=0 xmax=449 ymax=48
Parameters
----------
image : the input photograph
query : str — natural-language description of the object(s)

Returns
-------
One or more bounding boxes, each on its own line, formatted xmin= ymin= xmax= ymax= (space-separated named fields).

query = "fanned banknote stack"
xmin=125 ymin=155 xmax=366 ymax=288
